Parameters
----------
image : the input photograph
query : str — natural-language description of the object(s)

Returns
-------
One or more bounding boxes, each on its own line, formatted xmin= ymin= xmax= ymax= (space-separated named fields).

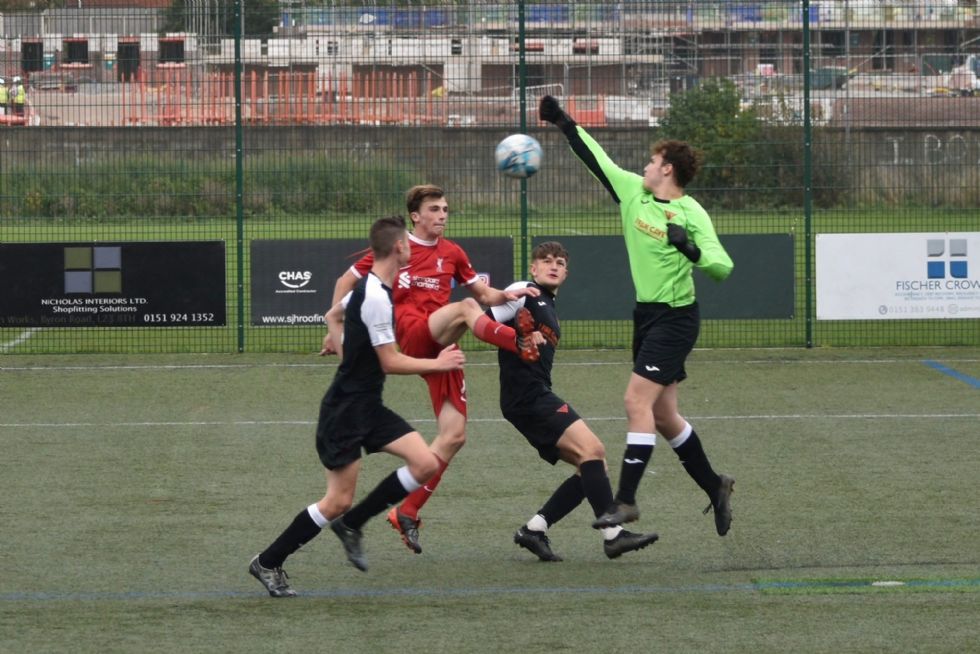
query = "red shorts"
xmin=396 ymin=311 xmax=467 ymax=418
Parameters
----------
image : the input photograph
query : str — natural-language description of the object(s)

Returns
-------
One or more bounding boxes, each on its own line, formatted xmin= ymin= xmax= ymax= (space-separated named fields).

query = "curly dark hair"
xmin=531 ymin=241 xmax=569 ymax=263
xmin=651 ymin=140 xmax=703 ymax=188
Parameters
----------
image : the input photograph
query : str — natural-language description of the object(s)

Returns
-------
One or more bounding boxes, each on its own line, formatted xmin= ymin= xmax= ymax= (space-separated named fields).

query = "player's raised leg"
xmin=427 ymin=297 xmax=539 ymax=362
xmin=335 ymin=432 xmax=440 ymax=570
xmin=593 ymin=373 xmax=666 ymax=527
xmin=654 ymin=385 xmax=734 ymax=535
xmin=389 ymin=399 xmax=464 ymax=553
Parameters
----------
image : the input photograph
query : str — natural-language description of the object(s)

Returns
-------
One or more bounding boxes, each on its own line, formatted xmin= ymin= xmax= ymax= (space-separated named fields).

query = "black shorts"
xmin=503 ymin=392 xmax=581 ymax=465
xmin=631 ymin=301 xmax=700 ymax=385
xmin=314 ymin=391 xmax=415 ymax=470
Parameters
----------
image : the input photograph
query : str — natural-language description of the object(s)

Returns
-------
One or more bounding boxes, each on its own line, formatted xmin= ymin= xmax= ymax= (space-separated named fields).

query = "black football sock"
xmin=538 ymin=474 xmax=586 ymax=526
xmin=342 ymin=471 xmax=409 ymax=530
xmin=259 ymin=508 xmax=322 ymax=569
xmin=579 ymin=459 xmax=616 ymax=518
xmin=672 ymin=428 xmax=722 ymax=499
xmin=615 ymin=438 xmax=655 ymax=505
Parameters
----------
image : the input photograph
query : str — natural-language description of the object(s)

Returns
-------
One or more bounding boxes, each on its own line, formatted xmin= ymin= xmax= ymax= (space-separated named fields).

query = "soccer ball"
xmin=495 ymin=134 xmax=543 ymax=179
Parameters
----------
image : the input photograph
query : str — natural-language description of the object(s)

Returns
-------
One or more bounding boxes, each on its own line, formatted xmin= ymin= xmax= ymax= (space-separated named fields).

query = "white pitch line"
xmin=1 ymin=363 xmax=328 ymax=371
xmin=0 ymin=329 xmax=39 ymax=352
xmin=2 ymin=358 xmax=978 ymax=372
xmin=0 ymin=361 xmax=625 ymax=371
xmin=1 ymin=413 xmax=978 ymax=429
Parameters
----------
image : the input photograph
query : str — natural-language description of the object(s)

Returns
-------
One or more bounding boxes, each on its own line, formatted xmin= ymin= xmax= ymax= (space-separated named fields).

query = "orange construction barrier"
xmin=566 ymin=95 xmax=607 ymax=127
xmin=121 ymin=67 xmax=530 ymax=127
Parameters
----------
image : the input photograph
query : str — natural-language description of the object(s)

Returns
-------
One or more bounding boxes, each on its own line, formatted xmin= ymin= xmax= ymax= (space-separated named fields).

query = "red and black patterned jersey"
xmin=488 ymin=281 xmax=560 ymax=411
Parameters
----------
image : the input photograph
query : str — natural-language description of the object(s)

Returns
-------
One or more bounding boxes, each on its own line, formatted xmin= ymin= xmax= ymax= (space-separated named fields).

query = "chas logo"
xmin=279 ymin=270 xmax=312 ymax=289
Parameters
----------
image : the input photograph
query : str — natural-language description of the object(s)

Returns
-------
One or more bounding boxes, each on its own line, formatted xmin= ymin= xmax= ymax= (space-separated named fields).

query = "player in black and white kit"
xmin=249 ymin=216 xmax=465 ymax=597
xmin=489 ymin=242 xmax=659 ymax=561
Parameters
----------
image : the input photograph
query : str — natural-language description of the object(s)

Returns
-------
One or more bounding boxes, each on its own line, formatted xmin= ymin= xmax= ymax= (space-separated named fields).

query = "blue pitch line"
xmin=2 ymin=579 xmax=978 ymax=603
xmin=1 ymin=584 xmax=752 ymax=603
xmin=923 ymin=360 xmax=980 ymax=389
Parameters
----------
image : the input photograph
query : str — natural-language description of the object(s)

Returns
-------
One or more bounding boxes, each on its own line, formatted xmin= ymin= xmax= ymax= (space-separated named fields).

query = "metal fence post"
xmin=234 ymin=0 xmax=246 ymax=352
xmin=517 ymin=0 xmax=528 ymax=279
xmin=802 ymin=0 xmax=814 ymax=348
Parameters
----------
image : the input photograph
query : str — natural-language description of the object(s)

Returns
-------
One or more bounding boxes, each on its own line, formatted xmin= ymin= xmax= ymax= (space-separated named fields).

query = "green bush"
xmin=656 ymin=78 xmax=848 ymax=209
xmin=656 ymin=79 xmax=762 ymax=209
xmin=4 ymin=153 xmax=417 ymax=219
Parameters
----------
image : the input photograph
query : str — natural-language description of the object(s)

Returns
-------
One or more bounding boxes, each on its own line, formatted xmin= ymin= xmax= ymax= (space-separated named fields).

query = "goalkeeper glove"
xmin=666 ymin=223 xmax=702 ymax=263
xmin=539 ymin=95 xmax=577 ymax=136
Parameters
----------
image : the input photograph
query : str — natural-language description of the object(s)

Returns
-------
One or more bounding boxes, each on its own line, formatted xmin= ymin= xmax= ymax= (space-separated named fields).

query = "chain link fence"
xmin=1 ymin=1 xmax=978 ymax=353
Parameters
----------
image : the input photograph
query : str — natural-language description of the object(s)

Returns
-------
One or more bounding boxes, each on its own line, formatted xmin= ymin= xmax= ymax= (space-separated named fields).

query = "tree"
xmin=657 ymin=78 xmax=766 ymax=208
xmin=162 ymin=0 xmax=280 ymax=38
xmin=657 ymin=78 xmax=850 ymax=209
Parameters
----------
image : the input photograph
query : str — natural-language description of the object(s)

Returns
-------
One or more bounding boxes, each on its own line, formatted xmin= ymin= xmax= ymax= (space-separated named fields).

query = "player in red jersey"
xmin=321 ymin=184 xmax=542 ymax=554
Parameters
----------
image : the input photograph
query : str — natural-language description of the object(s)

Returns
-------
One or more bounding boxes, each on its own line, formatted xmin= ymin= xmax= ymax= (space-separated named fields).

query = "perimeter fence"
xmin=1 ymin=1 xmax=978 ymax=353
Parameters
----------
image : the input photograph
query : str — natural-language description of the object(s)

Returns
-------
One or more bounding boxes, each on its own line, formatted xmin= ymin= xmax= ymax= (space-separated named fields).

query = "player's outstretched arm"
xmin=331 ymin=270 xmax=359 ymax=307
xmin=538 ymin=96 xmax=631 ymax=205
xmin=467 ymin=278 xmax=540 ymax=307
xmin=320 ymin=300 xmax=345 ymax=358
xmin=319 ymin=270 xmax=360 ymax=355
xmin=375 ymin=343 xmax=465 ymax=376
xmin=539 ymin=95 xmax=577 ymax=135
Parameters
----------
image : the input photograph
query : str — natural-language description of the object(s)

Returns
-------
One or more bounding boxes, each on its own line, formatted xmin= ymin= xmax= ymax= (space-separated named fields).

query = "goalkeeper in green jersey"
xmin=539 ymin=95 xmax=736 ymax=536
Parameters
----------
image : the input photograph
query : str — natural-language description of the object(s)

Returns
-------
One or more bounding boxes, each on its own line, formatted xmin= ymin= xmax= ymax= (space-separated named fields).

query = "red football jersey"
xmin=350 ymin=233 xmax=479 ymax=322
